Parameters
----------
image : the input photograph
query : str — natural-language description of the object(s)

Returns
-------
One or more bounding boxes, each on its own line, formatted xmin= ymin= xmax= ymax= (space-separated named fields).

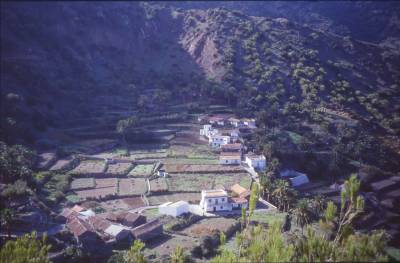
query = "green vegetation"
xmin=0 ymin=232 xmax=51 ymax=263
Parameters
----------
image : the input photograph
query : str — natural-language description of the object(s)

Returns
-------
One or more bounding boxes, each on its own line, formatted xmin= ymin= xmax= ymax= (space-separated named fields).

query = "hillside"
xmin=2 ymin=2 xmax=399 ymax=146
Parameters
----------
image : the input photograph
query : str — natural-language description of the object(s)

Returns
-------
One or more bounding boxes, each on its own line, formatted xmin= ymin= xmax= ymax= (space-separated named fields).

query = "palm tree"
xmin=310 ymin=194 xmax=325 ymax=217
xmin=272 ymin=179 xmax=290 ymax=211
xmin=293 ymin=199 xmax=312 ymax=234
xmin=259 ymin=173 xmax=274 ymax=201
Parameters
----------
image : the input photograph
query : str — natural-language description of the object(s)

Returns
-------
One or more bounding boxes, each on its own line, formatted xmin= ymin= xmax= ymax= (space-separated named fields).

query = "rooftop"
xmin=246 ymin=153 xmax=266 ymax=160
xmin=131 ymin=219 xmax=163 ymax=238
xmin=221 ymin=143 xmax=242 ymax=150
xmin=219 ymin=154 xmax=241 ymax=160
xmin=202 ymin=189 xmax=228 ymax=198
xmin=67 ymin=217 xmax=94 ymax=237
xmin=230 ymin=197 xmax=248 ymax=204
xmin=230 ymin=184 xmax=250 ymax=197
xmin=88 ymin=216 xmax=111 ymax=232
xmin=105 ymin=224 xmax=129 ymax=236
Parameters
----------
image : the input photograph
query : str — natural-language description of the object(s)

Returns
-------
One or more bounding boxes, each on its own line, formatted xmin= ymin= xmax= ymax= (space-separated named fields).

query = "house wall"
xmin=159 ymin=203 xmax=189 ymax=217
xmin=200 ymin=196 xmax=232 ymax=212
xmin=219 ymin=158 xmax=241 ymax=165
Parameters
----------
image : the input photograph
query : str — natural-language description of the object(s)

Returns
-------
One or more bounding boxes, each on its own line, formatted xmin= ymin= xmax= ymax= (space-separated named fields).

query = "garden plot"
xmin=70 ymin=178 xmax=95 ymax=190
xmin=70 ymin=160 xmax=105 ymax=175
xmin=167 ymin=173 xmax=251 ymax=192
xmin=167 ymin=174 xmax=214 ymax=192
xmin=105 ymin=162 xmax=133 ymax=176
xmin=147 ymin=193 xmax=200 ymax=206
xmin=144 ymin=234 xmax=199 ymax=260
xmin=99 ymin=197 xmax=145 ymax=212
xmin=149 ymin=178 xmax=168 ymax=193
xmin=167 ymin=144 xmax=216 ymax=159
xmin=180 ymin=217 xmax=239 ymax=238
xmin=162 ymin=158 xmax=219 ymax=165
xmin=128 ymin=164 xmax=154 ymax=177
xmin=75 ymin=187 xmax=117 ymax=199
xmin=37 ymin=152 xmax=57 ymax=170
xmin=96 ymin=178 xmax=118 ymax=188
xmin=164 ymin=164 xmax=245 ymax=174
xmin=49 ymin=157 xmax=74 ymax=171
xmin=121 ymin=197 xmax=146 ymax=209
xmin=118 ymin=178 xmax=147 ymax=196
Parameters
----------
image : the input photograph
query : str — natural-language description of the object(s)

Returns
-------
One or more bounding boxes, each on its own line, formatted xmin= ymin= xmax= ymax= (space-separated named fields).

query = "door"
xmin=213 ymin=206 xmax=216 ymax=212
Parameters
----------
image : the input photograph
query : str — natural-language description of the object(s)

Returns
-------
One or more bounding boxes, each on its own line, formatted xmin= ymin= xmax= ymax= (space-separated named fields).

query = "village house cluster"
xmin=58 ymin=205 xmax=163 ymax=251
xmin=199 ymin=114 xmax=266 ymax=171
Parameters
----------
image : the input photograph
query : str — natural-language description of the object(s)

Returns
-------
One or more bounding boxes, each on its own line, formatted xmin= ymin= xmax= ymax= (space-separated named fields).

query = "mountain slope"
xmin=1 ymin=2 xmax=400 ymax=144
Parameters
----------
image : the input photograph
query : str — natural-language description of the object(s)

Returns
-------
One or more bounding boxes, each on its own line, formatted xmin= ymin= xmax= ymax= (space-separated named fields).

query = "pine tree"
xmin=0 ymin=231 xmax=51 ymax=263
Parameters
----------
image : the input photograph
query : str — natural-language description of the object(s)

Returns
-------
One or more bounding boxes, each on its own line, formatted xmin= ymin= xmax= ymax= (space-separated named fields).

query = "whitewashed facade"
xmin=158 ymin=201 xmax=189 ymax=217
xmin=245 ymin=154 xmax=266 ymax=171
xmin=200 ymin=189 xmax=232 ymax=212
xmin=209 ymin=135 xmax=230 ymax=148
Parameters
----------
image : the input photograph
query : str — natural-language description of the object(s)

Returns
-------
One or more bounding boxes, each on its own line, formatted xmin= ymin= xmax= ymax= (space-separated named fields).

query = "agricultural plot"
xmin=70 ymin=160 xmax=105 ymax=175
xmin=121 ymin=197 xmax=146 ymax=209
xmin=149 ymin=178 xmax=168 ymax=193
xmin=70 ymin=178 xmax=95 ymax=190
xmin=180 ymin=217 xmax=239 ymax=238
xmin=167 ymin=144 xmax=216 ymax=159
xmin=144 ymin=234 xmax=199 ymax=260
xmin=164 ymin=164 xmax=245 ymax=174
xmin=95 ymin=178 xmax=118 ymax=188
xmin=213 ymin=173 xmax=252 ymax=189
xmin=118 ymin=178 xmax=147 ymax=196
xmin=167 ymin=173 xmax=251 ymax=192
xmin=105 ymin=162 xmax=133 ymax=176
xmin=162 ymin=158 xmax=219 ymax=165
xmin=147 ymin=193 xmax=200 ymax=206
xmin=75 ymin=187 xmax=117 ymax=199
xmin=49 ymin=157 xmax=74 ymax=171
xmin=167 ymin=174 xmax=214 ymax=192
xmin=251 ymin=212 xmax=287 ymax=225
xmin=128 ymin=164 xmax=154 ymax=177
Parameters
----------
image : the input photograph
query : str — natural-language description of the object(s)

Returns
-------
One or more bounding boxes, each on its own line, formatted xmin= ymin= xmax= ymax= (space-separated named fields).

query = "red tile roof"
xmin=67 ymin=217 xmax=94 ymax=238
xmin=88 ymin=216 xmax=111 ymax=232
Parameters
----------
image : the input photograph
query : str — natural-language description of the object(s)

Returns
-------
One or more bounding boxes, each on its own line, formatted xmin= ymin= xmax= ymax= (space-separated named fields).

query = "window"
xmin=222 ymin=198 xmax=225 ymax=202
xmin=208 ymin=199 xmax=211 ymax=203
xmin=220 ymin=206 xmax=223 ymax=209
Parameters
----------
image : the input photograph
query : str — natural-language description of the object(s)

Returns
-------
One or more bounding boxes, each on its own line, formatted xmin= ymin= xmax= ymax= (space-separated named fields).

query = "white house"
xmin=200 ymin=124 xmax=212 ymax=136
xmin=219 ymin=154 xmax=241 ymax=165
xmin=200 ymin=189 xmax=232 ymax=212
xmin=229 ymin=118 xmax=242 ymax=127
xmin=158 ymin=201 xmax=189 ymax=217
xmin=157 ymin=169 xmax=168 ymax=178
xmin=280 ymin=170 xmax=309 ymax=187
xmin=209 ymin=117 xmax=225 ymax=126
xmin=242 ymin=118 xmax=256 ymax=128
xmin=209 ymin=135 xmax=230 ymax=148
xmin=245 ymin=153 xmax=266 ymax=171
xmin=230 ymin=197 xmax=248 ymax=210
xmin=230 ymin=130 xmax=240 ymax=142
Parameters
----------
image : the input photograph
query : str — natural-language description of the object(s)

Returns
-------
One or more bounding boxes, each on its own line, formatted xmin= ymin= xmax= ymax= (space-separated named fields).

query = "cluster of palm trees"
xmin=259 ymin=172 xmax=327 ymax=233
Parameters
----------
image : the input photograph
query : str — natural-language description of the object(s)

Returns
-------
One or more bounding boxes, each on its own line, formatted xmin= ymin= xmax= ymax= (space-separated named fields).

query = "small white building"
xmin=245 ymin=153 xmax=266 ymax=171
xmin=158 ymin=201 xmax=189 ymax=217
xmin=157 ymin=169 xmax=168 ymax=178
xmin=230 ymin=197 xmax=248 ymax=210
xmin=209 ymin=135 xmax=230 ymax=148
xmin=280 ymin=170 xmax=309 ymax=187
xmin=242 ymin=118 xmax=256 ymax=128
xmin=200 ymin=124 xmax=212 ymax=136
xmin=229 ymin=118 xmax=242 ymax=127
xmin=209 ymin=117 xmax=225 ymax=126
xmin=230 ymin=130 xmax=240 ymax=142
xmin=200 ymin=189 xmax=232 ymax=212
xmin=219 ymin=154 xmax=241 ymax=165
